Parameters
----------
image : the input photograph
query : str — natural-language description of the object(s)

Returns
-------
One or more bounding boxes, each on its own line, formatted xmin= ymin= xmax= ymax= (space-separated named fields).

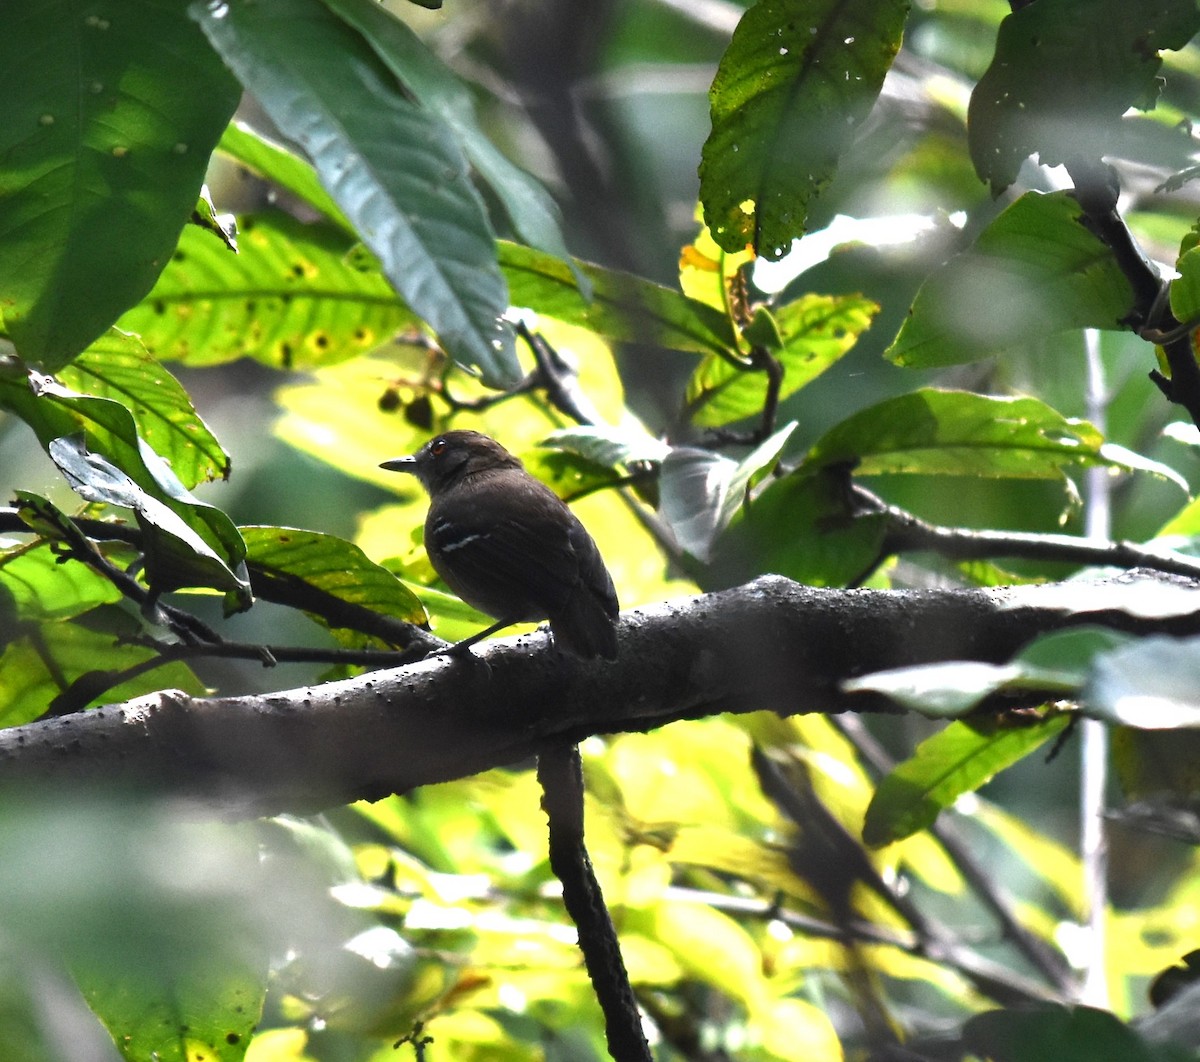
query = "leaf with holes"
xmin=700 ymin=0 xmax=908 ymax=259
xmin=241 ymin=526 xmax=426 ymax=642
xmin=969 ymin=0 xmax=1200 ymax=194
xmin=118 ymin=212 xmax=416 ymax=369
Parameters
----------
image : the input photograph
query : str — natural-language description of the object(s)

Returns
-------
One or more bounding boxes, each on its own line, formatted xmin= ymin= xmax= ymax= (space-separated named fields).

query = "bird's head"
xmin=380 ymin=430 xmax=521 ymax=495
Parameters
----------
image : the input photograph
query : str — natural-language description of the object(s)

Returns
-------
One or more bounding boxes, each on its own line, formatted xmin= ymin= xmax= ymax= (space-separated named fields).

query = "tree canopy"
xmin=4 ymin=1 xmax=1200 ymax=1060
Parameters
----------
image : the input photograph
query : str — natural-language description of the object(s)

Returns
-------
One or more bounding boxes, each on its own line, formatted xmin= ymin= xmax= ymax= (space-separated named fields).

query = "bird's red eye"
xmin=430 ymin=437 xmax=447 ymax=456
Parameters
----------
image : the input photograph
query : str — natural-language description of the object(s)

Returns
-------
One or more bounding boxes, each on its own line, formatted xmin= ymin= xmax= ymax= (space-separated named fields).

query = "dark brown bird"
xmin=381 ymin=430 xmax=619 ymax=659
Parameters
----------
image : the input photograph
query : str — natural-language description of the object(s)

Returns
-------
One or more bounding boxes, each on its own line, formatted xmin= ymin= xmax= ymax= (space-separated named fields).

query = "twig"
xmin=832 ymin=714 xmax=1079 ymax=997
xmin=854 ymin=488 xmax=1200 ymax=583
xmin=537 ymin=743 xmax=652 ymax=1062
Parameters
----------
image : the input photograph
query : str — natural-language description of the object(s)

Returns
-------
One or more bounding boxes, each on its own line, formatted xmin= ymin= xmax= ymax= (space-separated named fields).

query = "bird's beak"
xmin=380 ymin=455 xmax=418 ymax=473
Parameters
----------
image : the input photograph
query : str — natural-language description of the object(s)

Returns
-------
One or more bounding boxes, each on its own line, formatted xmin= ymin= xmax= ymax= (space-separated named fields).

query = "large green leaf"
xmin=78 ymin=960 xmax=263 ymax=1062
xmin=886 ymin=192 xmax=1135 ymax=368
xmin=799 ymin=389 xmax=1169 ymax=482
xmin=0 ymin=0 xmax=240 ymax=368
xmin=699 ymin=0 xmax=908 ymax=259
xmin=862 ymin=714 xmax=1071 ymax=847
xmin=58 ymin=332 xmax=229 ymax=488
xmin=240 ymin=526 xmax=427 ymax=638
xmin=687 ymin=293 xmax=878 ymax=426
xmin=190 ymin=0 xmax=518 ymax=386
xmin=117 ymin=211 xmax=417 ymax=369
xmin=969 ymin=0 xmax=1200 ymax=194
xmin=499 ymin=242 xmax=738 ymax=357
xmin=323 ymin=0 xmax=584 ymax=292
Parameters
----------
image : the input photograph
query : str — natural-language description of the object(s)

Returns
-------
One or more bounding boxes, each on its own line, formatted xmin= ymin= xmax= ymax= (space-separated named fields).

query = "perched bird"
xmin=381 ymin=430 xmax=619 ymax=659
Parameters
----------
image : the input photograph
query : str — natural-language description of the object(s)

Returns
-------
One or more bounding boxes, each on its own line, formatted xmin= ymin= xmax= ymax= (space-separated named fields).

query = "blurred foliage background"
xmin=5 ymin=0 xmax=1200 ymax=1060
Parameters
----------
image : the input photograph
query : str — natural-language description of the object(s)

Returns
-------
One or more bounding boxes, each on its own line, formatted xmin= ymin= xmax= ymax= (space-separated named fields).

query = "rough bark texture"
xmin=2 ymin=572 xmax=1198 ymax=817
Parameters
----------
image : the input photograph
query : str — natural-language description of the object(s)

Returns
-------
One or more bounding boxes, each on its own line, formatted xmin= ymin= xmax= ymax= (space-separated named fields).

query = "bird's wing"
xmin=426 ymin=485 xmax=583 ymax=620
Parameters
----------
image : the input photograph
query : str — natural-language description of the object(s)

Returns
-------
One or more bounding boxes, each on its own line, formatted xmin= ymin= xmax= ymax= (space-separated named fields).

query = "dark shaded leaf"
xmin=0 ymin=0 xmax=240 ymax=367
xmin=700 ymin=0 xmax=908 ymax=259
xmin=969 ymin=0 xmax=1200 ymax=194
xmin=887 ymin=192 xmax=1134 ymax=368
xmin=191 ymin=0 xmax=517 ymax=385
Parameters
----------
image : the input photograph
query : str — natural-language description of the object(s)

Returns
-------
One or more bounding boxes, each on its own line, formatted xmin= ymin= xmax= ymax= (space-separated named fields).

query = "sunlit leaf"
xmin=240 ymin=526 xmax=427 ymax=636
xmin=59 ymin=332 xmax=230 ymax=487
xmin=862 ymin=714 xmax=1071 ymax=847
xmin=799 ymin=389 xmax=1169 ymax=482
xmin=118 ymin=211 xmax=417 ymax=369
xmin=687 ymin=293 xmax=878 ymax=426
xmin=500 ymin=242 xmax=738 ymax=357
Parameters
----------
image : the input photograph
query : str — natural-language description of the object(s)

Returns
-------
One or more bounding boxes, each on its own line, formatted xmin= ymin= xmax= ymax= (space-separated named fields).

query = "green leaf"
xmin=78 ymin=960 xmax=264 ymax=1062
xmin=1085 ymin=635 xmax=1200 ymax=729
xmin=45 ymin=439 xmax=247 ymax=597
xmin=964 ymin=1003 xmax=1192 ymax=1062
xmin=659 ymin=423 xmax=796 ymax=561
xmin=862 ymin=714 xmax=1071 ymax=847
xmin=1169 ymin=221 xmax=1200 ymax=324
xmin=700 ymin=0 xmax=908 ymax=259
xmin=0 ymin=540 xmax=121 ymax=621
xmin=969 ymin=0 xmax=1200 ymax=194
xmin=0 ymin=360 xmax=250 ymax=596
xmin=0 ymin=0 xmax=240 ymax=368
xmin=58 ymin=332 xmax=230 ymax=488
xmin=0 ymin=613 xmax=206 ymax=728
xmin=190 ymin=0 xmax=518 ymax=386
xmin=712 ymin=467 xmax=888 ymax=588
xmin=322 ymin=0 xmax=587 ymax=295
xmin=886 ymin=192 xmax=1135 ymax=368
xmin=117 ymin=211 xmax=417 ymax=369
xmin=240 ymin=526 xmax=427 ymax=636
xmin=217 ymin=121 xmax=354 ymax=233
xmin=799 ymin=389 xmax=1146 ymax=481
xmin=499 ymin=242 xmax=739 ymax=357
xmin=687 ymin=293 xmax=878 ymax=426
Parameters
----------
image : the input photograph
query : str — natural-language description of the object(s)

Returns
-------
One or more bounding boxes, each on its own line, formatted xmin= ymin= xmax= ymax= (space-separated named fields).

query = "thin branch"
xmin=833 ymin=714 xmax=1079 ymax=997
xmin=856 ymin=488 xmax=1200 ymax=583
xmin=538 ymin=743 xmax=652 ymax=1062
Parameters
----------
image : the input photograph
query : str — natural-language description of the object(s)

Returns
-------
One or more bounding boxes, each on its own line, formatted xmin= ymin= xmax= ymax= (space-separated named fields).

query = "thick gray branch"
xmin=2 ymin=572 xmax=1199 ymax=817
